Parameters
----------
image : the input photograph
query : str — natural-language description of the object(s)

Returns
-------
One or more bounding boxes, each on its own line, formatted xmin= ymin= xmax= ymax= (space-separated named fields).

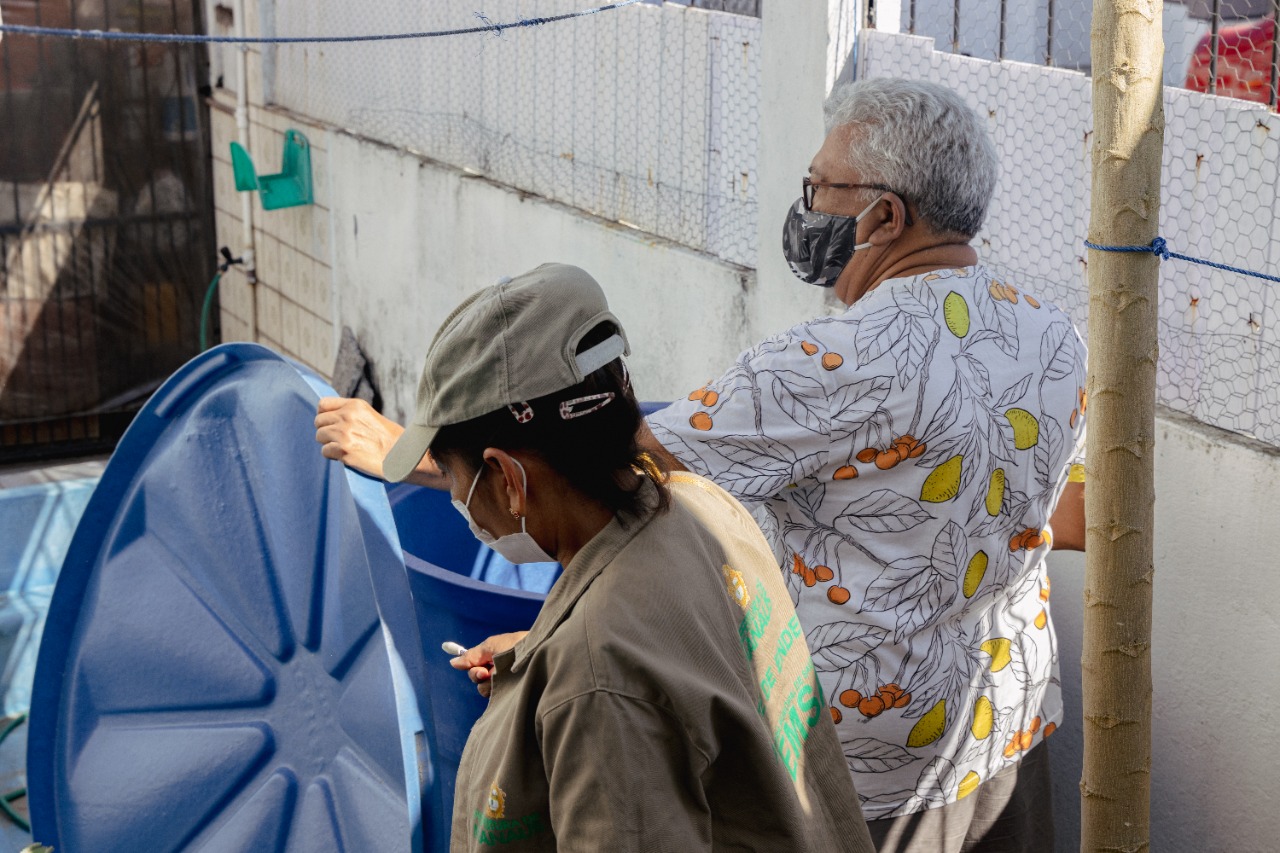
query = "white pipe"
xmin=234 ymin=0 xmax=258 ymax=339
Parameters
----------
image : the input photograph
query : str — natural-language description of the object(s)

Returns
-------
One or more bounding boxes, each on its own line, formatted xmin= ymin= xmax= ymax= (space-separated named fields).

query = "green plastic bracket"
xmin=228 ymin=129 xmax=314 ymax=210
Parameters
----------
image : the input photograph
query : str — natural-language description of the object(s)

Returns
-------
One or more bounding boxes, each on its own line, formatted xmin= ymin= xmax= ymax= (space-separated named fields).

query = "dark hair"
xmin=430 ymin=323 xmax=670 ymax=518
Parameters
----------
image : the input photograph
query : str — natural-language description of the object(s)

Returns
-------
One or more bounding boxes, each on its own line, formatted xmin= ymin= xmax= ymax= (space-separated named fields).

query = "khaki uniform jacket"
xmin=451 ymin=473 xmax=875 ymax=853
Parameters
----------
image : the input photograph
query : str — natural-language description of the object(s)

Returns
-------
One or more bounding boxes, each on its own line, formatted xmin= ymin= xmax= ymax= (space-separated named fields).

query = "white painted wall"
xmin=264 ymin=0 xmax=763 ymax=269
xmin=1047 ymin=410 xmax=1280 ymax=853
xmin=322 ymin=130 xmax=759 ymax=423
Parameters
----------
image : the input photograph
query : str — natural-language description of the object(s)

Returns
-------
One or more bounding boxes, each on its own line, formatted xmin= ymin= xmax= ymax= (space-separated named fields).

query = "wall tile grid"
xmin=210 ymin=69 xmax=336 ymax=377
xmin=862 ymin=29 xmax=1280 ymax=448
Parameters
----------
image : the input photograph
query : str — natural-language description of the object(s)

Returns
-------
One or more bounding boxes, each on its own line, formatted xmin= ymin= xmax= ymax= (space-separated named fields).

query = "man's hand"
xmin=315 ymin=397 xmax=403 ymax=479
xmin=314 ymin=397 xmax=449 ymax=488
xmin=448 ymin=631 xmax=529 ymax=698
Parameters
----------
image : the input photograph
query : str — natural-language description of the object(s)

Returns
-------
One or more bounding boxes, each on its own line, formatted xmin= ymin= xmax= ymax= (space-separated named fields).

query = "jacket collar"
xmin=508 ymin=477 xmax=662 ymax=673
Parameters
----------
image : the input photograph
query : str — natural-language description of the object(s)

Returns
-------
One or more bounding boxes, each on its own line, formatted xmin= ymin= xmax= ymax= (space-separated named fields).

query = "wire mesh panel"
xmin=897 ymin=0 xmax=1280 ymax=104
xmin=861 ymin=29 xmax=1280 ymax=447
xmin=0 ymin=0 xmax=216 ymax=461
xmin=263 ymin=0 xmax=761 ymax=268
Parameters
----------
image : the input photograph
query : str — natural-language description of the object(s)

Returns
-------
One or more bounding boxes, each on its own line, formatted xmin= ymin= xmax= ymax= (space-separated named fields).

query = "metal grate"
xmin=0 ymin=0 xmax=217 ymax=461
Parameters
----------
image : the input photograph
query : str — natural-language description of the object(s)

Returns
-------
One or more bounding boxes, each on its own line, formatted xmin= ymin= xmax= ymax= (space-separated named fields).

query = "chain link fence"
xmin=0 ymin=0 xmax=215 ymax=461
xmin=252 ymin=0 xmax=761 ymax=269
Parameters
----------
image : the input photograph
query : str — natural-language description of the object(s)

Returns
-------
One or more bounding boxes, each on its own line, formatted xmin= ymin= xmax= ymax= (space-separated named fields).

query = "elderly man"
xmin=316 ymin=78 xmax=1086 ymax=852
xmin=645 ymin=78 xmax=1086 ymax=851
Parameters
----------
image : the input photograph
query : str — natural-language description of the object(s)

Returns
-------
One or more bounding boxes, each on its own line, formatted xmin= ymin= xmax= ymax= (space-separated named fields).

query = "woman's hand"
xmin=449 ymin=632 xmax=530 ymax=698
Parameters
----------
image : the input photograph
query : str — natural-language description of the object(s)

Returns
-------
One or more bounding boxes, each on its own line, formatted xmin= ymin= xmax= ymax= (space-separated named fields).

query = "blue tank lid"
xmin=28 ymin=343 xmax=427 ymax=852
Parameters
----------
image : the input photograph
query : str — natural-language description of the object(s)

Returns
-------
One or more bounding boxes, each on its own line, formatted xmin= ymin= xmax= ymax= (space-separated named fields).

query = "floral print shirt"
xmin=648 ymin=266 xmax=1087 ymax=820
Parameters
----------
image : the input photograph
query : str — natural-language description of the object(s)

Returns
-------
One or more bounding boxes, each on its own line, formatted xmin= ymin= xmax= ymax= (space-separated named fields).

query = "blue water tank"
xmin=28 ymin=344 xmax=428 ymax=852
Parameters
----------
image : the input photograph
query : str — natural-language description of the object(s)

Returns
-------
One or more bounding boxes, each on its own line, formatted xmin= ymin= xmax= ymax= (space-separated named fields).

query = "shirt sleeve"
xmin=539 ymin=690 xmax=712 ymax=852
xmin=647 ymin=331 xmax=832 ymax=506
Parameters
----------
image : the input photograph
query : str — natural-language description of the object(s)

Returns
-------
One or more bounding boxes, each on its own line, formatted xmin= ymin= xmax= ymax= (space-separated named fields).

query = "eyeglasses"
xmin=802 ymin=177 xmax=914 ymax=225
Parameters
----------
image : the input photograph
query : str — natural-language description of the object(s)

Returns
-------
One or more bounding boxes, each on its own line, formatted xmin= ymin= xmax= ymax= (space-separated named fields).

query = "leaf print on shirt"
xmin=973 ymin=280 xmax=1019 ymax=357
xmin=854 ymin=307 xmax=912 ymax=368
xmin=894 ymin=279 xmax=940 ymax=320
xmin=787 ymin=481 xmax=826 ymax=526
xmin=837 ymin=490 xmax=934 ymax=534
xmin=828 ymin=376 xmax=894 ymax=439
xmin=704 ymin=434 xmax=824 ymax=501
xmin=1008 ymin=631 xmax=1041 ymax=689
xmin=864 ymin=553 xmax=952 ymax=645
xmin=764 ymin=369 xmax=829 ymax=434
xmin=905 ymin=621 xmax=987 ymax=722
xmin=842 ymin=736 xmax=919 ymax=775
xmin=647 ymin=422 xmax=714 ymax=479
xmin=1033 ymin=413 xmax=1066 ymax=491
xmin=849 ymin=298 xmax=942 ymax=397
xmin=910 ymin=756 xmax=960 ymax=810
xmin=930 ymin=521 xmax=968 ymax=583
xmin=995 ymin=373 xmax=1034 ymax=409
xmin=1039 ymin=322 xmax=1078 ymax=382
xmin=807 ymin=621 xmax=891 ymax=674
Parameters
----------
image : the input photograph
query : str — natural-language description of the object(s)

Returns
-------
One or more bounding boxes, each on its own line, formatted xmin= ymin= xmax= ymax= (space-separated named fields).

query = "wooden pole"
xmin=1082 ymin=0 xmax=1163 ymax=848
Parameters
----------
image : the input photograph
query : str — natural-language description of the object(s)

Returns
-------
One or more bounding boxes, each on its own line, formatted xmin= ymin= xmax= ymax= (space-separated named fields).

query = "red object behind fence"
xmin=1186 ymin=17 xmax=1278 ymax=105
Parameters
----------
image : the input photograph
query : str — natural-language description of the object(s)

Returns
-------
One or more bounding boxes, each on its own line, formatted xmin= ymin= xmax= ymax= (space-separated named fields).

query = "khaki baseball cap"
xmin=382 ymin=263 xmax=630 ymax=482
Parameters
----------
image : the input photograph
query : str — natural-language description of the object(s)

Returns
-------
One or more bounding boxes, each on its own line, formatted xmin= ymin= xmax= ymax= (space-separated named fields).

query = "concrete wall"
xmin=207 ymin=0 xmax=831 ymax=413
xmin=1048 ymin=410 xmax=1280 ymax=853
xmin=210 ymin=87 xmax=762 ymax=417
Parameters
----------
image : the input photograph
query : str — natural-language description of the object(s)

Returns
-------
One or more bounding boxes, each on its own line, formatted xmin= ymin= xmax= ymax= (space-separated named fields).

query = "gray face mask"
xmin=452 ymin=459 xmax=557 ymax=565
xmin=781 ymin=195 xmax=885 ymax=287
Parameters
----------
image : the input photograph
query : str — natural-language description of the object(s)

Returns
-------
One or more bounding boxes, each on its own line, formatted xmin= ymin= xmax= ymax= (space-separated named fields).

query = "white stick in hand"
xmin=441 ymin=641 xmax=468 ymax=657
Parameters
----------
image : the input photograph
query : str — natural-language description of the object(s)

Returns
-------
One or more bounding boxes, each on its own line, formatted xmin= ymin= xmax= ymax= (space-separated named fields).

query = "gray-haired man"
xmin=643 ymin=78 xmax=1086 ymax=852
xmin=317 ymin=78 xmax=1086 ymax=852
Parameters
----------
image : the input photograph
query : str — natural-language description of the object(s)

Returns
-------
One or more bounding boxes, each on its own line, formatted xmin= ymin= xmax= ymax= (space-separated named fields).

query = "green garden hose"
xmin=198 ymin=270 xmax=223 ymax=352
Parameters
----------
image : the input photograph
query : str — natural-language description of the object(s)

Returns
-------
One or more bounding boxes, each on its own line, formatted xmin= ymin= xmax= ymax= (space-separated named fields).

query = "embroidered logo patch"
xmin=721 ymin=564 xmax=751 ymax=610
xmin=486 ymin=783 xmax=507 ymax=819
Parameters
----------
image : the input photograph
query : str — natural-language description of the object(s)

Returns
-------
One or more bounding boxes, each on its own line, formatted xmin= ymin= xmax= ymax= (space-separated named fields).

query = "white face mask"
xmin=451 ymin=458 xmax=557 ymax=565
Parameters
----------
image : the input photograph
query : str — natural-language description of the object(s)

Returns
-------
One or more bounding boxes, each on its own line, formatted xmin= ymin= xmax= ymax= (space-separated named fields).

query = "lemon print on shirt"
xmin=486 ymin=783 xmax=507 ymax=819
xmin=722 ymin=565 xmax=751 ymax=610
xmin=944 ymin=292 xmax=970 ymax=338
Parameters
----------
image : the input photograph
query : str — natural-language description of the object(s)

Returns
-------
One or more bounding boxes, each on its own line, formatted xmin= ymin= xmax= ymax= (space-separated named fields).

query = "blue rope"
xmin=1084 ymin=237 xmax=1280 ymax=284
xmin=0 ymin=0 xmax=640 ymax=44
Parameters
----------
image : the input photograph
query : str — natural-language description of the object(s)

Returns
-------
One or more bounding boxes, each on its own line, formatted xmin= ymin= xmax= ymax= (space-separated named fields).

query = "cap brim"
xmin=382 ymin=422 xmax=439 ymax=483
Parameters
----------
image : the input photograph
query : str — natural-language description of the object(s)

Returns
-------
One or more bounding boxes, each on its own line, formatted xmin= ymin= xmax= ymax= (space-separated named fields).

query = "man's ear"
xmin=867 ymin=194 xmax=910 ymax=245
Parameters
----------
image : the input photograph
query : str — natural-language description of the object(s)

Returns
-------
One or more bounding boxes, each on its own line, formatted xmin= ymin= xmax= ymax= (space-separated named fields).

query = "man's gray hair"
xmin=824 ymin=78 xmax=997 ymax=238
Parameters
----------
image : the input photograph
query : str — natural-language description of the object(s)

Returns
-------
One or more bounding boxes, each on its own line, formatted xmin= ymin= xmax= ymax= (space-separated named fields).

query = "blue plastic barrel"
xmin=28 ymin=344 xmax=428 ymax=852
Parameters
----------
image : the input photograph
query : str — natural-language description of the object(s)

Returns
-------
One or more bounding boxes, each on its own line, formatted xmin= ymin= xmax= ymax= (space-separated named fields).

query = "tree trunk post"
xmin=1082 ymin=0 xmax=1163 ymax=849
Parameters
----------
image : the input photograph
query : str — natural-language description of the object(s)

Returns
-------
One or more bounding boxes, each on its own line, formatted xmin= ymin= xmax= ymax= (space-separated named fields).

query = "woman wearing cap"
xmin=372 ymin=263 xmax=873 ymax=852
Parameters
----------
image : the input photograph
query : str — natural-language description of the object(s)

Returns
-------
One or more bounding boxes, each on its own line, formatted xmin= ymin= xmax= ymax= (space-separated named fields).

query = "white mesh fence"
xmin=861 ymin=29 xmax=1280 ymax=447
xmin=262 ymin=0 xmax=761 ymax=268
xmin=895 ymin=0 xmax=1280 ymax=105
